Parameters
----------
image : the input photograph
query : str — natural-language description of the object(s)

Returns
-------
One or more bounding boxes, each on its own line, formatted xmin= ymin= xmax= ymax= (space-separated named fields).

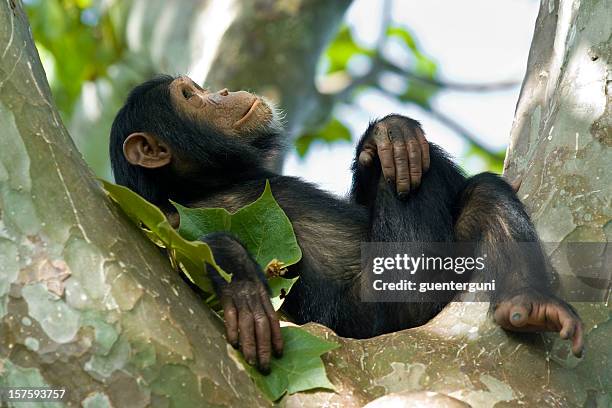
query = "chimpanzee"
xmin=109 ymin=75 xmax=583 ymax=373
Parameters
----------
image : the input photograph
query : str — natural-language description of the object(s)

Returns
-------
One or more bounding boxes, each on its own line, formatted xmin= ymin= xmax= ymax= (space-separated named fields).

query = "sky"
xmin=283 ymin=0 xmax=540 ymax=196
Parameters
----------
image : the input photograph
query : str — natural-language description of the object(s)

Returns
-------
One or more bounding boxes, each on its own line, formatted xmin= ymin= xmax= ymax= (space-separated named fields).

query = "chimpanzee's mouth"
xmin=234 ymin=98 xmax=260 ymax=127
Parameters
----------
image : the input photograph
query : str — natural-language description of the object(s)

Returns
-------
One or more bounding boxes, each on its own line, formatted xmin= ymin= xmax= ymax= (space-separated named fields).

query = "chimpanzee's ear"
xmin=123 ymin=132 xmax=171 ymax=168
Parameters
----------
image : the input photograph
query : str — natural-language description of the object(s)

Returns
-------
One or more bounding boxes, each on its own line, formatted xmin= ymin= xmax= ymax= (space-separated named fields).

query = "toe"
xmin=508 ymin=304 xmax=530 ymax=328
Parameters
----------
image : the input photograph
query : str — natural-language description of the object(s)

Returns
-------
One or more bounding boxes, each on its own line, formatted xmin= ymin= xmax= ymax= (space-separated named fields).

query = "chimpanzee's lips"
xmin=233 ymin=98 xmax=260 ymax=127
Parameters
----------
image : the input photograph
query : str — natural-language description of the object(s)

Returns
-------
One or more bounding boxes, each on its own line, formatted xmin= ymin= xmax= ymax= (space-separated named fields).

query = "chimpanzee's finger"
xmin=387 ymin=123 xmax=410 ymax=197
xmin=374 ymin=124 xmax=395 ymax=185
xmin=415 ymin=126 xmax=430 ymax=172
xmin=572 ymin=320 xmax=585 ymax=358
xmin=358 ymin=148 xmax=375 ymax=167
xmin=221 ymin=294 xmax=239 ymax=348
xmin=235 ymin=297 xmax=257 ymax=366
xmin=554 ymin=304 xmax=584 ymax=357
xmin=259 ymin=285 xmax=283 ymax=358
xmin=246 ymin=293 xmax=272 ymax=373
xmin=406 ymin=137 xmax=422 ymax=190
xmin=559 ymin=309 xmax=575 ymax=340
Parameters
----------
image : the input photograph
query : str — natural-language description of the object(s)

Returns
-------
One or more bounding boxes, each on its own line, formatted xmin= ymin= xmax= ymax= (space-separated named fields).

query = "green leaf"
xmin=102 ymin=180 xmax=336 ymax=400
xmin=103 ymin=179 xmax=300 ymax=308
xmin=239 ymin=327 xmax=339 ymax=401
xmin=100 ymin=180 xmax=230 ymax=293
xmin=174 ymin=180 xmax=302 ymax=271
xmin=75 ymin=0 xmax=93 ymax=9
xmin=325 ymin=26 xmax=373 ymax=74
xmin=399 ymin=83 xmax=437 ymax=108
xmin=414 ymin=51 xmax=438 ymax=78
xmin=24 ymin=0 xmax=126 ymax=117
xmin=463 ymin=143 xmax=506 ymax=174
xmin=386 ymin=25 xmax=440 ymax=108
xmin=295 ymin=118 xmax=352 ymax=157
xmin=269 ymin=276 xmax=299 ymax=311
xmin=386 ymin=26 xmax=418 ymax=52
xmin=387 ymin=26 xmax=438 ymax=79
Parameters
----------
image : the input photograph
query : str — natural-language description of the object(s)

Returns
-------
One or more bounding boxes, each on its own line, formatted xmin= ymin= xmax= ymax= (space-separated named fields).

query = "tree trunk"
xmin=204 ymin=0 xmax=352 ymax=138
xmin=0 ymin=3 xmax=268 ymax=406
xmin=1 ymin=0 xmax=609 ymax=407
xmin=504 ymin=0 xmax=611 ymax=304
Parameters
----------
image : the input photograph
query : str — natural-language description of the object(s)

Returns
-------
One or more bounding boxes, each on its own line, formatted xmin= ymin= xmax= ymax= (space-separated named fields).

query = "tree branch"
xmin=419 ymin=104 xmax=503 ymax=158
xmin=375 ymin=0 xmax=392 ymax=50
xmin=379 ymin=59 xmax=521 ymax=92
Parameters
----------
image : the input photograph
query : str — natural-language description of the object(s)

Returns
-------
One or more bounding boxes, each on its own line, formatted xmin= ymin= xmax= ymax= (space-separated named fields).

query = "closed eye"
xmin=182 ymin=88 xmax=193 ymax=99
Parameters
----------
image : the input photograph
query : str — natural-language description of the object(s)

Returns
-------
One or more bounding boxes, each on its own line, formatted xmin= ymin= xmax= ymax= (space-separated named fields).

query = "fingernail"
xmin=512 ymin=312 xmax=522 ymax=321
xmin=247 ymin=358 xmax=256 ymax=365
xmin=398 ymin=192 xmax=408 ymax=200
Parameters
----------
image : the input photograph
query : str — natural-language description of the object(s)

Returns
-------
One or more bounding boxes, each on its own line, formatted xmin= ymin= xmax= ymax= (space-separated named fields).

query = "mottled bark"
xmin=0 ymin=2 xmax=268 ymax=406
xmin=504 ymin=0 xmax=611 ymax=304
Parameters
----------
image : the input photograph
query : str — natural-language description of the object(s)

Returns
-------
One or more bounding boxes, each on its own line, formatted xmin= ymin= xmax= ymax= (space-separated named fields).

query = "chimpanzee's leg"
xmin=350 ymin=115 xmax=467 ymax=330
xmin=453 ymin=172 xmax=584 ymax=356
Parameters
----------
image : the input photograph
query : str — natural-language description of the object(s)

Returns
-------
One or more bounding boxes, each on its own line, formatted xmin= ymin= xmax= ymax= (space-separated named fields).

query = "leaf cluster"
xmin=102 ymin=179 xmax=337 ymax=400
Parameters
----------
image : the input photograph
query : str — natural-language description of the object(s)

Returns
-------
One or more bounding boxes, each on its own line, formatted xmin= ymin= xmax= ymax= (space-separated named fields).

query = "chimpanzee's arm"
xmin=453 ymin=173 xmax=584 ymax=357
xmin=351 ymin=115 xmax=430 ymax=207
xmin=199 ymin=232 xmax=283 ymax=373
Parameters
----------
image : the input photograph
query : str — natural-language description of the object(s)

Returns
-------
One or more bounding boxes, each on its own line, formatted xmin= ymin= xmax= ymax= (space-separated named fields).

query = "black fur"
xmin=110 ymin=75 xmax=284 ymax=210
xmin=110 ymin=76 xmax=560 ymax=339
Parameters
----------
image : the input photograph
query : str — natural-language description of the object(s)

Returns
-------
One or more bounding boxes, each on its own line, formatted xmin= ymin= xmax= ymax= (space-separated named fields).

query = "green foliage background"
xmin=25 ymin=0 xmax=505 ymax=175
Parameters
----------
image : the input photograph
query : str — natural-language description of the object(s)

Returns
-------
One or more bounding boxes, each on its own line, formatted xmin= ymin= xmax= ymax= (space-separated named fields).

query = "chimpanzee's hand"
xmin=359 ymin=115 xmax=430 ymax=199
xmin=200 ymin=232 xmax=283 ymax=374
xmin=219 ymin=278 xmax=283 ymax=373
xmin=494 ymin=291 xmax=584 ymax=357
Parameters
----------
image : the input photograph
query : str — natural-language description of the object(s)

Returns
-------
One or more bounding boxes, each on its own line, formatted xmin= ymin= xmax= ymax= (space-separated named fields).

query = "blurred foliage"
xmin=325 ymin=26 xmax=374 ymax=74
xmin=387 ymin=26 xmax=440 ymax=108
xmin=295 ymin=118 xmax=352 ymax=157
xmin=24 ymin=0 xmax=126 ymax=119
xmin=302 ymin=22 xmax=504 ymax=171
xmin=23 ymin=0 xmax=504 ymax=173
xmin=465 ymin=145 xmax=506 ymax=174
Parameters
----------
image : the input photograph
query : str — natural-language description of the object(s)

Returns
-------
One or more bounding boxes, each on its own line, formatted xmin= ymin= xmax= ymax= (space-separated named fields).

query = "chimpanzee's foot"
xmin=494 ymin=293 xmax=584 ymax=357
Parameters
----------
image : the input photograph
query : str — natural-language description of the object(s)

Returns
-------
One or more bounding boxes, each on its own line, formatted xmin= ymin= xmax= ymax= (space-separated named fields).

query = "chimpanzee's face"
xmin=117 ymin=75 xmax=284 ymax=180
xmin=169 ymin=76 xmax=273 ymax=135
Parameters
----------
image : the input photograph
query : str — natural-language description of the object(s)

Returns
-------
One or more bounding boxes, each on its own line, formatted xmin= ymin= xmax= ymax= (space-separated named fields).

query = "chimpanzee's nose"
xmin=219 ymin=88 xmax=229 ymax=96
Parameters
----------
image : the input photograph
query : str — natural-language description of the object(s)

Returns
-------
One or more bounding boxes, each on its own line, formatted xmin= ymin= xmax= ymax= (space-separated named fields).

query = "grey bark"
xmin=0 ymin=2 xmax=268 ymax=406
xmin=0 ymin=0 xmax=609 ymax=407
xmin=504 ymin=0 xmax=611 ymax=305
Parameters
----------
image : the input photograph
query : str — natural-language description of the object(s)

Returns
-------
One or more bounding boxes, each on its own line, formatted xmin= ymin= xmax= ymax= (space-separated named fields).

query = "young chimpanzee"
xmin=110 ymin=75 xmax=583 ymax=373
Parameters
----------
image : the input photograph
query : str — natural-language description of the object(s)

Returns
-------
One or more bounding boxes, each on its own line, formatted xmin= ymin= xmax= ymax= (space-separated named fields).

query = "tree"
xmin=63 ymin=0 xmax=353 ymax=177
xmin=0 ymin=1 xmax=609 ymax=407
xmin=0 ymin=2 xmax=266 ymax=406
